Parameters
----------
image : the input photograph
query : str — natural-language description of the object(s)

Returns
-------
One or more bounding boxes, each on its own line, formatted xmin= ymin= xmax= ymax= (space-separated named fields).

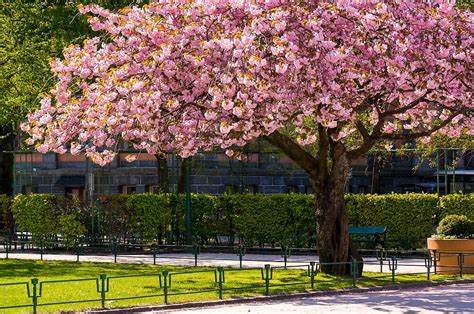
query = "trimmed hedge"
xmin=0 ymin=194 xmax=13 ymax=234
xmin=8 ymin=193 xmax=474 ymax=248
xmin=229 ymin=194 xmax=315 ymax=247
xmin=11 ymin=194 xmax=86 ymax=245
xmin=439 ymin=193 xmax=474 ymax=220
xmin=127 ymin=193 xmax=173 ymax=241
xmin=345 ymin=194 xmax=438 ymax=249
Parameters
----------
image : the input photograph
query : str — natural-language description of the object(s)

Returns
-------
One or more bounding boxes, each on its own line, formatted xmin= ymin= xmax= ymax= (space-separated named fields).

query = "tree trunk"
xmin=314 ymin=145 xmax=362 ymax=276
xmin=264 ymin=130 xmax=362 ymax=276
xmin=0 ymin=128 xmax=14 ymax=195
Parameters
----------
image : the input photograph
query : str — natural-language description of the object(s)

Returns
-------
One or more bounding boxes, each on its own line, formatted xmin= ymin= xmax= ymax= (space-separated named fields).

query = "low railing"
xmin=1 ymin=252 xmax=473 ymax=313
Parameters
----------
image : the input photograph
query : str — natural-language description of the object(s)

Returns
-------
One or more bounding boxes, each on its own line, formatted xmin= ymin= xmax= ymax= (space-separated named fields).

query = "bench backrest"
xmin=348 ymin=226 xmax=387 ymax=235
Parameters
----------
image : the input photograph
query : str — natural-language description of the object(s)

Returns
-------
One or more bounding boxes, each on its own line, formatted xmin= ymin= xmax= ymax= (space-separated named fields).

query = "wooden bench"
xmin=349 ymin=226 xmax=387 ymax=249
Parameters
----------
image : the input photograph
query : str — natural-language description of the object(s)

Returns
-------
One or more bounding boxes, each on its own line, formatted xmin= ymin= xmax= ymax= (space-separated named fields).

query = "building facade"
xmin=11 ymin=149 xmax=474 ymax=201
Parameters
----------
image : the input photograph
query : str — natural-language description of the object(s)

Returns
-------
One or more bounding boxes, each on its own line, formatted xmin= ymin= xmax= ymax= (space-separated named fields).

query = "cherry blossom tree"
xmin=22 ymin=0 xmax=473 ymax=275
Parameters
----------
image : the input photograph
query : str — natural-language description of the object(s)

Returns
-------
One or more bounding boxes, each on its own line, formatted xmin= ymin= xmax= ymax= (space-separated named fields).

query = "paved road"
xmin=162 ymin=283 xmax=474 ymax=313
xmin=0 ymin=252 xmax=429 ymax=273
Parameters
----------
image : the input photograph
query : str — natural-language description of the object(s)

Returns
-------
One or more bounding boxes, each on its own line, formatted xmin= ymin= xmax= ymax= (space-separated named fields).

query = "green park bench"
xmin=349 ymin=226 xmax=387 ymax=250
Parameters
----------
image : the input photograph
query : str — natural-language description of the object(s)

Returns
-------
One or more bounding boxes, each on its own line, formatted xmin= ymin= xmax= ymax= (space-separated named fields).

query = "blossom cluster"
xmin=22 ymin=0 xmax=473 ymax=165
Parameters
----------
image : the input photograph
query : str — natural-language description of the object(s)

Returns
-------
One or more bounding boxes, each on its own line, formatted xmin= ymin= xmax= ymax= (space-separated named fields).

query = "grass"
xmin=0 ymin=259 xmax=472 ymax=313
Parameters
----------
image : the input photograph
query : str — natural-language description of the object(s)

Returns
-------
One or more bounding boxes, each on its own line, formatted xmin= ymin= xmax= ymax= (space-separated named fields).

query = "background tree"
xmin=0 ymin=0 xmax=150 ymax=195
xmin=23 ymin=1 xmax=473 ymax=274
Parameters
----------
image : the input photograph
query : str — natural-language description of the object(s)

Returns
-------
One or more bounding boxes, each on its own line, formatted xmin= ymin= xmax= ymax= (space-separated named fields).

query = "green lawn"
xmin=0 ymin=259 xmax=471 ymax=313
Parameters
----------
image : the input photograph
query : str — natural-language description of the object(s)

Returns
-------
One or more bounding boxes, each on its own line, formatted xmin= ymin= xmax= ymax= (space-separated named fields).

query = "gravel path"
xmin=161 ymin=283 xmax=474 ymax=313
xmin=1 ymin=252 xmax=430 ymax=273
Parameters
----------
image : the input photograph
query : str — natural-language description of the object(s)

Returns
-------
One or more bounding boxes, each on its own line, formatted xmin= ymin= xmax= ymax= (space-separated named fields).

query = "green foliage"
xmin=174 ymin=194 xmax=223 ymax=244
xmin=12 ymin=194 xmax=86 ymax=245
xmin=97 ymin=195 xmax=134 ymax=238
xmin=8 ymin=193 xmax=472 ymax=248
xmin=439 ymin=193 xmax=474 ymax=220
xmin=12 ymin=194 xmax=61 ymax=244
xmin=0 ymin=194 xmax=13 ymax=233
xmin=127 ymin=193 xmax=172 ymax=241
xmin=229 ymin=194 xmax=315 ymax=247
xmin=345 ymin=193 xmax=438 ymax=249
xmin=59 ymin=214 xmax=87 ymax=246
xmin=436 ymin=214 xmax=474 ymax=239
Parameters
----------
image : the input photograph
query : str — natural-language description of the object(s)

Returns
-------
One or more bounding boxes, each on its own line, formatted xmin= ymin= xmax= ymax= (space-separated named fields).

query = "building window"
xmin=121 ymin=186 xmax=136 ymax=194
xmin=287 ymin=185 xmax=299 ymax=194
xmin=225 ymin=184 xmax=258 ymax=194
xmin=65 ymin=187 xmax=85 ymax=203
xmin=224 ymin=185 xmax=240 ymax=195
xmin=147 ymin=185 xmax=159 ymax=193
xmin=242 ymin=184 xmax=258 ymax=194
xmin=305 ymin=185 xmax=314 ymax=194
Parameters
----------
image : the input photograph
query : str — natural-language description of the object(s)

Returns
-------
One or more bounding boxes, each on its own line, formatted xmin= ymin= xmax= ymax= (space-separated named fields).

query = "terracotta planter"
xmin=427 ymin=238 xmax=474 ymax=274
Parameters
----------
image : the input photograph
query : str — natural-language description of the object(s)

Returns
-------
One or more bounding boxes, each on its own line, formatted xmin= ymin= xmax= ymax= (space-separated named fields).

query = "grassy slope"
xmin=0 ymin=259 xmax=471 ymax=313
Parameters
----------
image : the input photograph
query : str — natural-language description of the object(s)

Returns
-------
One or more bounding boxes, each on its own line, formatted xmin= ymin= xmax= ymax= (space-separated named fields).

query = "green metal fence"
xmin=0 ymin=253 xmax=473 ymax=313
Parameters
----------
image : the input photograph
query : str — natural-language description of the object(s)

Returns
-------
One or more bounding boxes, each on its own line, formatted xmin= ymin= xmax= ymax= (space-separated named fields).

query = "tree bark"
xmin=266 ymin=131 xmax=362 ymax=276
xmin=0 ymin=128 xmax=14 ymax=195
xmin=313 ymin=144 xmax=361 ymax=275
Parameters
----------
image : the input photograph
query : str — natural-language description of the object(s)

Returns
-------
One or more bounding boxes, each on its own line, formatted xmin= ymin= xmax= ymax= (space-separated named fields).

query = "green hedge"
xmin=345 ymin=194 xmax=438 ymax=249
xmin=229 ymin=194 xmax=315 ymax=247
xmin=127 ymin=193 xmax=173 ymax=241
xmin=11 ymin=194 xmax=86 ymax=245
xmin=0 ymin=194 xmax=13 ymax=234
xmin=439 ymin=193 xmax=474 ymax=220
xmin=9 ymin=193 xmax=474 ymax=249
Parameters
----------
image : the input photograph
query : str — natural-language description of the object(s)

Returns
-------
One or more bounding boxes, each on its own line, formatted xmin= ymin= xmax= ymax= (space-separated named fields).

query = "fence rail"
xmin=1 ymin=252 xmax=473 ymax=313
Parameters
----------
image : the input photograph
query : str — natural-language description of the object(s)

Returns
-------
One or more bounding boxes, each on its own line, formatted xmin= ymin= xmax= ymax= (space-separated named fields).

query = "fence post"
xmin=192 ymin=245 xmax=200 ymax=267
xmin=75 ymin=239 xmax=81 ymax=262
xmin=424 ymin=256 xmax=432 ymax=281
xmin=389 ymin=256 xmax=397 ymax=285
xmin=458 ymin=253 xmax=464 ymax=279
xmin=100 ymin=274 xmax=107 ymax=308
xmin=31 ymin=278 xmax=38 ymax=314
xmin=112 ymin=238 xmax=118 ymax=263
xmin=163 ymin=270 xmax=169 ymax=304
xmin=376 ymin=249 xmax=386 ymax=273
xmin=432 ymin=250 xmax=438 ymax=275
xmin=261 ymin=264 xmax=272 ymax=296
xmin=236 ymin=245 xmax=245 ymax=269
xmin=5 ymin=239 xmax=9 ymax=259
xmin=281 ymin=246 xmax=291 ymax=269
xmin=351 ymin=258 xmax=357 ymax=288
xmin=309 ymin=261 xmax=315 ymax=289
xmin=217 ymin=267 xmax=224 ymax=300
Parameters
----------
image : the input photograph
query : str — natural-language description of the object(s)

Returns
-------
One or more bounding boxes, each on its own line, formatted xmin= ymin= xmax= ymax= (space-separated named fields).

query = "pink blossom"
xmin=22 ymin=0 xmax=472 ymax=164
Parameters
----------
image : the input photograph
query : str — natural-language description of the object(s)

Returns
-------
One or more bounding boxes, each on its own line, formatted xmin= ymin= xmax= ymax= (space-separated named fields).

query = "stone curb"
xmin=85 ymin=278 xmax=474 ymax=313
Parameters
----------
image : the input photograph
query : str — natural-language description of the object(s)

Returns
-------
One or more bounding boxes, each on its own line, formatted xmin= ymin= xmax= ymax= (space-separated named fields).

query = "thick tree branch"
xmin=380 ymin=108 xmax=467 ymax=140
xmin=348 ymin=108 xmax=468 ymax=160
xmin=264 ymin=130 xmax=319 ymax=178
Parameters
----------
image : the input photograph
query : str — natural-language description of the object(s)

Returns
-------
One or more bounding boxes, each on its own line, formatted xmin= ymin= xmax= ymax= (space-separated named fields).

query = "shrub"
xmin=230 ymin=194 xmax=315 ymax=247
xmin=97 ymin=195 xmax=134 ymax=239
xmin=12 ymin=194 xmax=86 ymax=245
xmin=436 ymin=214 xmax=474 ymax=239
xmin=345 ymin=193 xmax=438 ymax=249
xmin=59 ymin=213 xmax=87 ymax=246
xmin=12 ymin=194 xmax=62 ymax=244
xmin=0 ymin=194 xmax=13 ymax=234
xmin=175 ymin=194 xmax=220 ymax=244
xmin=127 ymin=193 xmax=173 ymax=241
xmin=439 ymin=193 xmax=474 ymax=220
